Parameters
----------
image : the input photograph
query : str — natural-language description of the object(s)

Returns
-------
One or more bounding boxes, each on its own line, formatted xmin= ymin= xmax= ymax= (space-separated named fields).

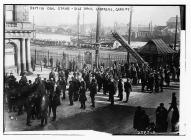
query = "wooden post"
xmin=109 ymin=54 xmax=111 ymax=68
xmin=35 ymin=49 xmax=37 ymax=64
xmin=91 ymin=52 xmax=93 ymax=70
xmin=48 ymin=50 xmax=49 ymax=67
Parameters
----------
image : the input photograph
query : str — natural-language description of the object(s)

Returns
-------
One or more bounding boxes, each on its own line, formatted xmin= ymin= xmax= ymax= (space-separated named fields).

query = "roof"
xmin=139 ymin=39 xmax=176 ymax=55
xmin=112 ymin=41 xmax=147 ymax=49
xmin=154 ymin=26 xmax=167 ymax=31
xmin=167 ymin=17 xmax=180 ymax=23
xmin=129 ymin=42 xmax=147 ymax=49
xmin=138 ymin=26 xmax=150 ymax=32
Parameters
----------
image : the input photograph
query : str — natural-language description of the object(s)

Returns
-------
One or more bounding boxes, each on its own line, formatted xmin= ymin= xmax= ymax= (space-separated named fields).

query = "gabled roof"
xmin=139 ymin=39 xmax=176 ymax=55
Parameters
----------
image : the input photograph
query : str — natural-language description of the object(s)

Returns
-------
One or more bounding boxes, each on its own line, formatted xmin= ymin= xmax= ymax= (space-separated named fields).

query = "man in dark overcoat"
xmin=118 ymin=78 xmax=123 ymax=101
xmin=108 ymin=78 xmax=116 ymax=106
xmin=124 ymin=78 xmax=132 ymax=102
xmin=49 ymin=69 xmax=56 ymax=82
xmin=51 ymin=85 xmax=61 ymax=121
xmin=26 ymin=95 xmax=33 ymax=126
xmin=168 ymin=92 xmax=177 ymax=113
xmin=79 ymin=81 xmax=87 ymax=109
xmin=68 ymin=81 xmax=74 ymax=105
xmin=89 ymin=79 xmax=97 ymax=107
xmin=155 ymin=103 xmax=168 ymax=132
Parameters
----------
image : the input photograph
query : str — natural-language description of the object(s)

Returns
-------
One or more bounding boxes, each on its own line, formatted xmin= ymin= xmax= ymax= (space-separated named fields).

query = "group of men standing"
xmin=119 ymin=63 xmax=180 ymax=93
xmin=133 ymin=92 xmax=179 ymax=133
xmin=81 ymin=67 xmax=133 ymax=106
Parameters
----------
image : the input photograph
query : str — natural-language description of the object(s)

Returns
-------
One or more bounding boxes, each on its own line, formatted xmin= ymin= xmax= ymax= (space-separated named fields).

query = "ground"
xmin=4 ymin=66 xmax=180 ymax=135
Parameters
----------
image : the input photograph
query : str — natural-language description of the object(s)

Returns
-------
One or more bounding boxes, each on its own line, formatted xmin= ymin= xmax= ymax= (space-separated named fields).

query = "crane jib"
xmin=112 ymin=32 xmax=148 ymax=66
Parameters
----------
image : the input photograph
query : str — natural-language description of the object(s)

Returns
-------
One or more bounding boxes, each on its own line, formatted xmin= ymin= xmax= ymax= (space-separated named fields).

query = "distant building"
xmin=166 ymin=17 xmax=180 ymax=29
xmin=36 ymin=25 xmax=58 ymax=33
xmin=153 ymin=26 xmax=167 ymax=35
xmin=135 ymin=24 xmax=153 ymax=38
xmin=5 ymin=5 xmax=34 ymax=75
xmin=153 ymin=17 xmax=181 ymax=36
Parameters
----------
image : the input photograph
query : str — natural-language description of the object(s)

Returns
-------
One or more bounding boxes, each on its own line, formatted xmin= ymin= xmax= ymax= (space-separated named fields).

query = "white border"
xmin=1 ymin=0 xmax=191 ymax=139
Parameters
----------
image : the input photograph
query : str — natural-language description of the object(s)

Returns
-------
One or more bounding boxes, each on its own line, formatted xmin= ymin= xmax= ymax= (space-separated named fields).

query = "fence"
xmin=31 ymin=49 xmax=136 ymax=70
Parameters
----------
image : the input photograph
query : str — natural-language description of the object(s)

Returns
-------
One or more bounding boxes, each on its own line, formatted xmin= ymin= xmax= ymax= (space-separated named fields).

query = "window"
xmin=5 ymin=5 xmax=14 ymax=22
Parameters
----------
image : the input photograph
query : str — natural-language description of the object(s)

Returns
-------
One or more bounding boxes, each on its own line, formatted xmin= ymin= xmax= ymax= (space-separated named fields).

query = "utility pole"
xmin=95 ymin=8 xmax=101 ymax=68
xmin=172 ymin=15 xmax=178 ymax=65
xmin=127 ymin=6 xmax=133 ymax=67
xmin=96 ymin=8 xmax=101 ymax=43
xmin=174 ymin=15 xmax=178 ymax=50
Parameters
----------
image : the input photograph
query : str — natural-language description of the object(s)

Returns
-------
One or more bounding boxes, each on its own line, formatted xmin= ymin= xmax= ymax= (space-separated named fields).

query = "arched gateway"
xmin=5 ymin=5 xmax=34 ymax=75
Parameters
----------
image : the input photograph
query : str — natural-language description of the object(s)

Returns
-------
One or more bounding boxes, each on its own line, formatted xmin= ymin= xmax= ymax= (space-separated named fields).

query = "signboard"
xmin=84 ymin=51 xmax=92 ymax=64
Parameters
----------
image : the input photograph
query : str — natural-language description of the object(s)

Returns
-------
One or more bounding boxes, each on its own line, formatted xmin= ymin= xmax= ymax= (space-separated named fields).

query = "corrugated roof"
xmin=139 ymin=39 xmax=176 ymax=55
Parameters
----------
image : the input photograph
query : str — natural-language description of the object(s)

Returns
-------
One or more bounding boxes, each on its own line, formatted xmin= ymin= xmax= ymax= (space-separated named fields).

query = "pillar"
xmin=20 ymin=38 xmax=26 ymax=75
xmin=25 ymin=38 xmax=32 ymax=72
xmin=16 ymin=42 xmax=21 ymax=75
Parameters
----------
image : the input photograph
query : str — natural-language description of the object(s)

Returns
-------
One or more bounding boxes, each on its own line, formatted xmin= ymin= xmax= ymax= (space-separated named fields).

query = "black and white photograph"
xmin=2 ymin=2 xmax=188 ymax=136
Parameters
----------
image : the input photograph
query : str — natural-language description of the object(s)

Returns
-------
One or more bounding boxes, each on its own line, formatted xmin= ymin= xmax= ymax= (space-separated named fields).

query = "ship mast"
xmin=77 ymin=10 xmax=80 ymax=48
xmin=127 ymin=6 xmax=133 ymax=67
xmin=95 ymin=7 xmax=101 ymax=68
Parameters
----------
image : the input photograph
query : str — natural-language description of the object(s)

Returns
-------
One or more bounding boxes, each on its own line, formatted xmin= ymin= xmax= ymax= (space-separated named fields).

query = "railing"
xmin=5 ymin=21 xmax=33 ymax=31
xmin=30 ymin=49 xmax=133 ymax=70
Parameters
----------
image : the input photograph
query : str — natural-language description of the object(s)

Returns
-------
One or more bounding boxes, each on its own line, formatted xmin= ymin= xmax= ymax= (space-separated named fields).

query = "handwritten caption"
xmin=30 ymin=6 xmax=130 ymax=12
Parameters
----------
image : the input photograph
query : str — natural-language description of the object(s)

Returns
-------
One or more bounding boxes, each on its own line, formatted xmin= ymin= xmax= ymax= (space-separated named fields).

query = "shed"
xmin=139 ymin=39 xmax=177 ymax=68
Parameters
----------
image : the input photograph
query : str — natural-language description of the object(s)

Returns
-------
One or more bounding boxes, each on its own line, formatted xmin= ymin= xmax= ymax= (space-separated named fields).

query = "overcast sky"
xmin=29 ymin=5 xmax=180 ymax=27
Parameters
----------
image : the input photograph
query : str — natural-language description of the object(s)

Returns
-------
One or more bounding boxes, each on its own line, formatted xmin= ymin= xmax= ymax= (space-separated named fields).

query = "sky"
xmin=29 ymin=5 xmax=180 ymax=27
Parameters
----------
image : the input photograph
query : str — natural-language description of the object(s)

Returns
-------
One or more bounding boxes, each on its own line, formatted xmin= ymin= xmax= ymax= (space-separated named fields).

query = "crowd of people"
xmin=31 ymin=39 xmax=67 ymax=47
xmin=31 ymin=39 xmax=93 ymax=49
xmin=4 ymin=61 xmax=179 ymax=132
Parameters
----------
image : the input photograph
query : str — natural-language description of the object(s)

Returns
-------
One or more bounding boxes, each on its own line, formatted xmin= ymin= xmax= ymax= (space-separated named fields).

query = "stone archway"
xmin=5 ymin=41 xmax=20 ymax=74
xmin=8 ymin=42 xmax=18 ymax=66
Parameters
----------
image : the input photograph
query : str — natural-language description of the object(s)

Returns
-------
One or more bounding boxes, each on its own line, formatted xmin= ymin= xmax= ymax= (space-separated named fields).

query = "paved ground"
xmin=4 ymin=67 xmax=180 ymax=135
